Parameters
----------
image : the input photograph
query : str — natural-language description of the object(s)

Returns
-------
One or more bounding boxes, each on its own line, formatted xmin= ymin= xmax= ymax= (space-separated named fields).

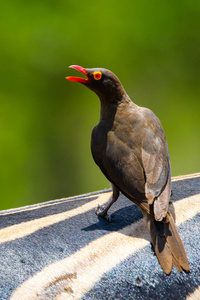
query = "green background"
xmin=0 ymin=1 xmax=199 ymax=210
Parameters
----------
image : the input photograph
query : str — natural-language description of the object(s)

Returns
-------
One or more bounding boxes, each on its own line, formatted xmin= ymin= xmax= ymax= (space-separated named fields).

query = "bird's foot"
xmin=95 ymin=205 xmax=112 ymax=222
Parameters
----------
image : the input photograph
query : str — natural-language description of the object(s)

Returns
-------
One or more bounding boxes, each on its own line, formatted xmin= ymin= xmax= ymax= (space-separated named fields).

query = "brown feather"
xmin=144 ymin=210 xmax=190 ymax=274
xmin=145 ymin=210 xmax=172 ymax=274
xmin=166 ymin=213 xmax=190 ymax=272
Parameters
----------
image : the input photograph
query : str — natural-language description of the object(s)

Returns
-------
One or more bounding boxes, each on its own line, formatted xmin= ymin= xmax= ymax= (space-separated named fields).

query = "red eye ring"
xmin=93 ymin=71 xmax=102 ymax=80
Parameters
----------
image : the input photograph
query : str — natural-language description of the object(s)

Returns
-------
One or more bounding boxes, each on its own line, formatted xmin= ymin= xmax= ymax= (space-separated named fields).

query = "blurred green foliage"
xmin=0 ymin=0 xmax=199 ymax=210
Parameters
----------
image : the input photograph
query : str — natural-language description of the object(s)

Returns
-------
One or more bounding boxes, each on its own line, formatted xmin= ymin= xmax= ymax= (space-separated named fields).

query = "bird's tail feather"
xmin=145 ymin=211 xmax=190 ymax=274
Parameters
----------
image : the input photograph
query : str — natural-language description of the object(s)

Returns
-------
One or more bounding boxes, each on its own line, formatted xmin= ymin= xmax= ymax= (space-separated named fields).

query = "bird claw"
xmin=95 ymin=205 xmax=112 ymax=222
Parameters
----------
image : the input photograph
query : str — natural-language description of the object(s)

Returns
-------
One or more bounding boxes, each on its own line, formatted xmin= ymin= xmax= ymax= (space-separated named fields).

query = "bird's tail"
xmin=145 ymin=211 xmax=190 ymax=274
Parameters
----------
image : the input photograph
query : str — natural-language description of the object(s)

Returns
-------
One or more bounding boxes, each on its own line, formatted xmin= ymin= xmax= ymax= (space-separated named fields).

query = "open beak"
xmin=66 ymin=65 xmax=90 ymax=84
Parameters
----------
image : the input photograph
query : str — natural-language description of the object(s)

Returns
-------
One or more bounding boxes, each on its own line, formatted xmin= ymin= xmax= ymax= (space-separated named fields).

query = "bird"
xmin=66 ymin=65 xmax=190 ymax=275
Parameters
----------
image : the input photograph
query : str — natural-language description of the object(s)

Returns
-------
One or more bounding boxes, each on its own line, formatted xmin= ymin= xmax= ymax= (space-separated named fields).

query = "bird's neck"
xmin=99 ymin=93 xmax=132 ymax=123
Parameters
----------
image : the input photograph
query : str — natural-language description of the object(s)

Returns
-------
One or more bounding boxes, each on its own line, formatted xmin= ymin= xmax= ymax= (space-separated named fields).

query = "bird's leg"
xmin=95 ymin=183 xmax=120 ymax=221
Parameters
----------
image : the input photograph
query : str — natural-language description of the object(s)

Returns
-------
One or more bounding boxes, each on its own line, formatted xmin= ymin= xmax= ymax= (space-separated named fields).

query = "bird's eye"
xmin=93 ymin=71 xmax=102 ymax=80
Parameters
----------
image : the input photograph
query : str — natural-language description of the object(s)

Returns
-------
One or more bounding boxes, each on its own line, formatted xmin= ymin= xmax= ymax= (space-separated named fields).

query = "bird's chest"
xmin=91 ymin=121 xmax=140 ymax=169
xmin=91 ymin=123 xmax=110 ymax=166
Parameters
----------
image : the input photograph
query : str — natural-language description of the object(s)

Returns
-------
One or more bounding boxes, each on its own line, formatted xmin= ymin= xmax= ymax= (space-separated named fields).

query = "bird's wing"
xmin=140 ymin=108 xmax=171 ymax=219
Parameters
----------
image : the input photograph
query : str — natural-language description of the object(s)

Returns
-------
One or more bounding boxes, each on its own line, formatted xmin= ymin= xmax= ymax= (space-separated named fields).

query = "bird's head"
xmin=66 ymin=65 xmax=126 ymax=103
